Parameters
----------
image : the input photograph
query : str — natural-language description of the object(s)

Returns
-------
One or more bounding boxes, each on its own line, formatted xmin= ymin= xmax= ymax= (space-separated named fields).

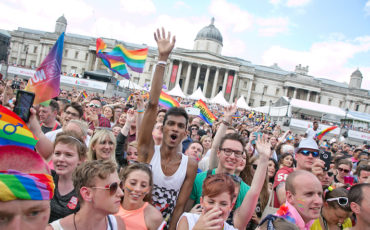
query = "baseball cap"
xmin=296 ymin=138 xmax=319 ymax=153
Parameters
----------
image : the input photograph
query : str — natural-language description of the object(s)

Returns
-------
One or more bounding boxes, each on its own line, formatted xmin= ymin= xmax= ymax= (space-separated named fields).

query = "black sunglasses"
xmin=299 ymin=150 xmax=319 ymax=158
xmin=252 ymin=164 xmax=257 ymax=170
xmin=327 ymin=171 xmax=334 ymax=177
xmin=338 ymin=168 xmax=350 ymax=174
xmin=91 ymin=181 xmax=123 ymax=195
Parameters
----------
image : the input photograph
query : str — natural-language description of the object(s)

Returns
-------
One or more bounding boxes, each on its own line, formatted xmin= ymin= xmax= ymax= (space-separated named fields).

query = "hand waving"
xmin=223 ymin=101 xmax=237 ymax=119
xmin=255 ymin=134 xmax=272 ymax=160
xmin=154 ymin=28 xmax=176 ymax=60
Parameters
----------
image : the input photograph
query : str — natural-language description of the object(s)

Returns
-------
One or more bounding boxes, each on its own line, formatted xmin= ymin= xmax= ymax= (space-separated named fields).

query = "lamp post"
xmin=268 ymin=100 xmax=272 ymax=116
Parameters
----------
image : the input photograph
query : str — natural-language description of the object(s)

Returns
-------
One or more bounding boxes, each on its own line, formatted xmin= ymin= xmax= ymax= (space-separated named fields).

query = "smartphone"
xmin=251 ymin=132 xmax=263 ymax=145
xmin=320 ymin=150 xmax=332 ymax=171
xmin=13 ymin=90 xmax=35 ymax=123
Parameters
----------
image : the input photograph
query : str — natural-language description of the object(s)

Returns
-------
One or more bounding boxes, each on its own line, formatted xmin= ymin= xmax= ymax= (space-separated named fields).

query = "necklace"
xmin=73 ymin=213 xmax=108 ymax=230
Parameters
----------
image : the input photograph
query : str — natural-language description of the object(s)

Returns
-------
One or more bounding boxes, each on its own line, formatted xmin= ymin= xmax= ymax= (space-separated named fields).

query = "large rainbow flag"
xmin=315 ymin=126 xmax=338 ymax=140
xmin=25 ymin=33 xmax=64 ymax=105
xmin=194 ymin=99 xmax=217 ymax=125
xmin=0 ymin=105 xmax=38 ymax=149
xmin=96 ymin=38 xmax=148 ymax=79
xmin=159 ymin=91 xmax=180 ymax=109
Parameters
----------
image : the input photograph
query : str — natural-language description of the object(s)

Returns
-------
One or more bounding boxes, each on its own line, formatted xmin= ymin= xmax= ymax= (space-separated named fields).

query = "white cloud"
xmin=256 ymin=17 xmax=290 ymax=36
xmin=261 ymin=36 xmax=370 ymax=90
xmin=365 ymin=0 xmax=370 ymax=15
xmin=209 ymin=0 xmax=253 ymax=32
xmin=120 ymin=0 xmax=156 ymax=15
xmin=269 ymin=0 xmax=311 ymax=7
xmin=269 ymin=0 xmax=282 ymax=6
xmin=174 ymin=1 xmax=191 ymax=9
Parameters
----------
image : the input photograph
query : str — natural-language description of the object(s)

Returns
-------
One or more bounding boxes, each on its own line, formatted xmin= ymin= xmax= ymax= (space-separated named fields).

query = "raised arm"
xmin=135 ymin=93 xmax=145 ymax=140
xmin=233 ymin=135 xmax=271 ymax=229
xmin=209 ymin=103 xmax=237 ymax=169
xmin=137 ymin=28 xmax=175 ymax=163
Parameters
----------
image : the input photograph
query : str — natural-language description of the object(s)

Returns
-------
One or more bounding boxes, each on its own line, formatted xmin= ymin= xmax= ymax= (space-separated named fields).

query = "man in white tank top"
xmin=137 ymin=28 xmax=198 ymax=230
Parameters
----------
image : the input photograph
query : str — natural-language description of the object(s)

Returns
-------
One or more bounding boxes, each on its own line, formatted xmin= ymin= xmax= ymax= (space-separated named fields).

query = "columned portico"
xmin=203 ymin=66 xmax=210 ymax=94
xmin=183 ymin=63 xmax=192 ymax=93
xmin=211 ymin=68 xmax=219 ymax=98
xmin=175 ymin=61 xmax=183 ymax=86
xmin=193 ymin=65 xmax=201 ymax=93
xmin=222 ymin=70 xmax=228 ymax=95
xmin=229 ymin=72 xmax=238 ymax=103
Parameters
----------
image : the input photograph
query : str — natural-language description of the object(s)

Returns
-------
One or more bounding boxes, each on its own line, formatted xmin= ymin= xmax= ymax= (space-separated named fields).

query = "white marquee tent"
xmin=117 ymin=79 xmax=144 ymax=90
xmin=188 ymin=87 xmax=208 ymax=101
xmin=166 ymin=84 xmax=187 ymax=98
xmin=209 ymin=91 xmax=229 ymax=107
xmin=236 ymin=95 xmax=250 ymax=110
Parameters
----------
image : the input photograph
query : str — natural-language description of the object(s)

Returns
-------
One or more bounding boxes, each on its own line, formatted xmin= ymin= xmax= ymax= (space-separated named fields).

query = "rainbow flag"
xmin=159 ymin=91 xmax=180 ymax=109
xmin=96 ymin=38 xmax=148 ymax=79
xmin=232 ymin=111 xmax=241 ymax=119
xmin=194 ymin=99 xmax=217 ymax=125
xmin=82 ymin=91 xmax=88 ymax=99
xmin=25 ymin=33 xmax=64 ymax=104
xmin=126 ymin=93 xmax=133 ymax=102
xmin=0 ymin=105 xmax=38 ymax=149
xmin=315 ymin=126 xmax=338 ymax=140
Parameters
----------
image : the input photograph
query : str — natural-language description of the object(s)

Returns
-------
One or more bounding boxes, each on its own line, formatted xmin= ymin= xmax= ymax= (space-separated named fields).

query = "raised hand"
xmin=255 ymin=134 xmax=272 ymax=160
xmin=154 ymin=28 xmax=176 ymax=61
xmin=193 ymin=207 xmax=224 ymax=230
xmin=223 ymin=101 xmax=237 ymax=119
xmin=126 ymin=108 xmax=136 ymax=124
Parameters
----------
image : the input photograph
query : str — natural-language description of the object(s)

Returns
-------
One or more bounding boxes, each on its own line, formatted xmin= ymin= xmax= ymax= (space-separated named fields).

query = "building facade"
xmin=3 ymin=16 xmax=370 ymax=113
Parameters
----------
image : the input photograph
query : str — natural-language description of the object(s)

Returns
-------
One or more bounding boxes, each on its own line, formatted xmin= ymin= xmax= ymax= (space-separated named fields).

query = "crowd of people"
xmin=0 ymin=28 xmax=370 ymax=230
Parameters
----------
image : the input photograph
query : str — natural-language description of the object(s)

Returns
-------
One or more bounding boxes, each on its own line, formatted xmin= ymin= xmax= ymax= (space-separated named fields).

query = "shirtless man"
xmin=137 ymin=28 xmax=197 ymax=230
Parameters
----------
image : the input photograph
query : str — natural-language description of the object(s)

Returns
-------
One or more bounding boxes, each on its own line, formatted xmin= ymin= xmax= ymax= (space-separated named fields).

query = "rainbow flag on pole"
xmin=0 ymin=105 xmax=38 ymax=149
xmin=25 ymin=33 xmax=64 ymax=105
xmin=315 ymin=126 xmax=338 ymax=140
xmin=194 ymin=99 xmax=217 ymax=125
xmin=96 ymin=38 xmax=148 ymax=79
xmin=159 ymin=91 xmax=180 ymax=109
xmin=82 ymin=91 xmax=88 ymax=99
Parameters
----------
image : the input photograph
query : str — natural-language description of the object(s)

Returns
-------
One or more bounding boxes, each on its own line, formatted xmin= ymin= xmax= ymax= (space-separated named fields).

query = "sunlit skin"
xmin=322 ymin=204 xmax=350 ymax=226
xmin=152 ymin=122 xmax=163 ymax=145
xmin=336 ymin=164 xmax=351 ymax=183
xmin=62 ymin=106 xmax=80 ymax=127
xmin=126 ymin=146 xmax=138 ymax=162
xmin=217 ymin=140 xmax=243 ymax=173
xmin=185 ymin=142 xmax=203 ymax=162
xmin=112 ymin=126 xmax=121 ymax=137
xmin=103 ymin=107 xmax=113 ymax=121
xmin=39 ymin=106 xmax=54 ymax=124
xmin=358 ymin=170 xmax=370 ymax=184
xmin=156 ymin=111 xmax=166 ymax=123
xmin=282 ymin=155 xmax=294 ymax=168
xmin=317 ymin=170 xmax=334 ymax=188
xmin=267 ymin=160 xmax=277 ymax=179
xmin=200 ymin=192 xmax=234 ymax=226
xmin=118 ymin=113 xmax=127 ymax=126
xmin=93 ymin=137 xmax=115 ymax=160
xmin=52 ymin=143 xmax=81 ymax=177
xmin=236 ymin=153 xmax=247 ymax=175
xmin=122 ymin=170 xmax=151 ymax=205
xmin=295 ymin=148 xmax=319 ymax=170
xmin=162 ymin=115 xmax=187 ymax=149
xmin=201 ymin=137 xmax=212 ymax=151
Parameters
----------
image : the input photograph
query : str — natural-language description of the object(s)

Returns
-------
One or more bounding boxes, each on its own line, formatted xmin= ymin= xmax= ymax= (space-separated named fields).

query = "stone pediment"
xmin=175 ymin=50 xmax=235 ymax=65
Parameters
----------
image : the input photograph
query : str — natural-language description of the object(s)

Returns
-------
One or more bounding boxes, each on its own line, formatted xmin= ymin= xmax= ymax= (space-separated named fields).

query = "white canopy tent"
xmin=236 ymin=95 xmax=250 ymax=110
xmin=188 ymin=87 xmax=208 ymax=102
xmin=166 ymin=84 xmax=187 ymax=98
xmin=209 ymin=91 xmax=229 ymax=107
xmin=117 ymin=79 xmax=144 ymax=90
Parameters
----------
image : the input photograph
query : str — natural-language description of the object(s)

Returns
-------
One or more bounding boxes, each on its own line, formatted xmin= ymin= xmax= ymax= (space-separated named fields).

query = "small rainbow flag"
xmin=315 ymin=126 xmax=337 ymax=140
xmin=82 ymin=91 xmax=88 ymax=99
xmin=126 ymin=93 xmax=133 ymax=102
xmin=96 ymin=38 xmax=148 ymax=79
xmin=194 ymin=99 xmax=217 ymax=125
xmin=159 ymin=91 xmax=180 ymax=109
xmin=232 ymin=111 xmax=241 ymax=119
xmin=0 ymin=105 xmax=38 ymax=149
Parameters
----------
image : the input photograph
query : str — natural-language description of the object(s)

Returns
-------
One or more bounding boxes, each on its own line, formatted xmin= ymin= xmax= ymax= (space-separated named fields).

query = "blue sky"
xmin=1 ymin=0 xmax=369 ymax=90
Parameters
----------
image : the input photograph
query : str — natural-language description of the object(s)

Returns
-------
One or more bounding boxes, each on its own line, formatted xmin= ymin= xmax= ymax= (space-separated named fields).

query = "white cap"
xmin=296 ymin=138 xmax=319 ymax=153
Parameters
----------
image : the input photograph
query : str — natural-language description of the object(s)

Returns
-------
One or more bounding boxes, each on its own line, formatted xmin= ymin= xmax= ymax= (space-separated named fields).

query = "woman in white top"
xmin=47 ymin=160 xmax=125 ymax=230
xmin=177 ymin=174 xmax=237 ymax=230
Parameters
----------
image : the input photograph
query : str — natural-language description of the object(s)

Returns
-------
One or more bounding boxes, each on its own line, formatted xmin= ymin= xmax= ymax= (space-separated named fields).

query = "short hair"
xmin=73 ymin=160 xmax=117 ymax=203
xmin=119 ymin=163 xmax=153 ymax=202
xmin=90 ymin=97 xmax=102 ymax=105
xmin=188 ymin=124 xmax=199 ymax=132
xmin=200 ymin=135 xmax=212 ymax=144
xmin=313 ymin=121 xmax=318 ymax=124
xmin=202 ymin=174 xmax=235 ymax=202
xmin=163 ymin=107 xmax=189 ymax=128
xmin=219 ymin=133 xmax=246 ymax=151
xmin=187 ymin=141 xmax=204 ymax=155
xmin=356 ymin=165 xmax=370 ymax=177
xmin=325 ymin=187 xmax=351 ymax=211
xmin=336 ymin=159 xmax=352 ymax=170
xmin=64 ymin=102 xmax=84 ymax=118
xmin=157 ymin=108 xmax=167 ymax=115
xmin=48 ymin=99 xmax=60 ymax=112
xmin=348 ymin=183 xmax=370 ymax=205
xmin=88 ymin=129 xmax=117 ymax=162
xmin=54 ymin=130 xmax=87 ymax=161
xmin=281 ymin=144 xmax=294 ymax=154
xmin=285 ymin=170 xmax=314 ymax=194
xmin=259 ymin=216 xmax=299 ymax=230
xmin=66 ymin=119 xmax=88 ymax=138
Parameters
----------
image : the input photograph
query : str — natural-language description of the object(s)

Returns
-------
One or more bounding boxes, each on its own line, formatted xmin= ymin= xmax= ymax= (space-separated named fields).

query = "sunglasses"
xmin=91 ymin=181 xmax=123 ymax=195
xmin=299 ymin=150 xmax=319 ymax=158
xmin=88 ymin=103 xmax=101 ymax=108
xmin=327 ymin=171 xmax=334 ymax=177
xmin=252 ymin=164 xmax=257 ymax=170
xmin=337 ymin=168 xmax=350 ymax=174
xmin=326 ymin=197 xmax=348 ymax=206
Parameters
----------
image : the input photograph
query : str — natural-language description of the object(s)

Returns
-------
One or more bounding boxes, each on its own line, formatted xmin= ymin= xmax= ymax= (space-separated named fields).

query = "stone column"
xmin=315 ymin=93 xmax=319 ymax=103
xmin=229 ymin=73 xmax=238 ymax=103
xmin=293 ymin=88 xmax=297 ymax=99
xmin=183 ymin=62 xmax=192 ymax=94
xmin=165 ymin=60 xmax=173 ymax=88
xmin=307 ymin=91 xmax=311 ymax=101
xmin=246 ymin=80 xmax=253 ymax=105
xmin=16 ymin=42 xmax=21 ymax=65
xmin=193 ymin=65 xmax=201 ymax=93
xmin=175 ymin=61 xmax=183 ymax=86
xmin=94 ymin=55 xmax=99 ymax=70
xmin=211 ymin=67 xmax=219 ymax=98
xmin=203 ymin=66 xmax=210 ymax=96
xmin=36 ymin=44 xmax=43 ymax=66
xmin=284 ymin=87 xmax=288 ymax=97
xmin=222 ymin=70 xmax=228 ymax=94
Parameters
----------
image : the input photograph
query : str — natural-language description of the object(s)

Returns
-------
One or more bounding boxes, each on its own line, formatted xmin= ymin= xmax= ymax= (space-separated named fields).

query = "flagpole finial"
xmin=211 ymin=17 xmax=215 ymax=25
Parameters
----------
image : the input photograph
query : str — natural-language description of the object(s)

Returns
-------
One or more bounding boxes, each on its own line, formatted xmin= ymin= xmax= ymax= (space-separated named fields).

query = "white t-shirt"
xmin=177 ymin=212 xmax=237 ymax=230
xmin=46 ymin=128 xmax=91 ymax=146
xmin=305 ymin=128 xmax=318 ymax=139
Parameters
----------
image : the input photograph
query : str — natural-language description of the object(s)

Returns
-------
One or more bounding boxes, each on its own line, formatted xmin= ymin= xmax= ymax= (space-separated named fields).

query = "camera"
xmin=11 ymin=80 xmax=21 ymax=90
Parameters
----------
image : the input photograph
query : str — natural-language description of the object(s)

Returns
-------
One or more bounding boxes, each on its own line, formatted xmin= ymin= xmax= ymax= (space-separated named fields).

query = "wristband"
xmin=222 ymin=120 xmax=230 ymax=126
xmin=137 ymin=109 xmax=144 ymax=113
xmin=157 ymin=61 xmax=167 ymax=66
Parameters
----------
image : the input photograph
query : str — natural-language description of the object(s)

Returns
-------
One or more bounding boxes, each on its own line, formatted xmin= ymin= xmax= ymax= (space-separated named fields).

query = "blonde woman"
xmin=88 ymin=129 xmax=117 ymax=163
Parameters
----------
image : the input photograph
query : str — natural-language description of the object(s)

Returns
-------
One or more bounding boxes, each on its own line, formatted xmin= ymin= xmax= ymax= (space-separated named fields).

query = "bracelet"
xmin=137 ymin=109 xmax=144 ymax=113
xmin=222 ymin=120 xmax=231 ymax=126
xmin=157 ymin=61 xmax=167 ymax=66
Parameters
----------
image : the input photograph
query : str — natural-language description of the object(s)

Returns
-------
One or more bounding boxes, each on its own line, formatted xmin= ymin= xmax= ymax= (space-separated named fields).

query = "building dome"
xmin=349 ymin=68 xmax=363 ymax=89
xmin=195 ymin=18 xmax=223 ymax=45
xmin=56 ymin=15 xmax=67 ymax=25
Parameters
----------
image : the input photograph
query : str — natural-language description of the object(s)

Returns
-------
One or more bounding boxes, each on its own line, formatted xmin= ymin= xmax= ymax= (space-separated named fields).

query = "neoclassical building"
xmin=3 ymin=16 xmax=370 ymax=113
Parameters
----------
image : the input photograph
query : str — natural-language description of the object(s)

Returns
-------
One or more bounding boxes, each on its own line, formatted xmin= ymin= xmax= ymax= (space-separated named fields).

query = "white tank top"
xmin=177 ymin=213 xmax=237 ymax=230
xmin=150 ymin=145 xmax=188 ymax=219
xmin=49 ymin=215 xmax=118 ymax=230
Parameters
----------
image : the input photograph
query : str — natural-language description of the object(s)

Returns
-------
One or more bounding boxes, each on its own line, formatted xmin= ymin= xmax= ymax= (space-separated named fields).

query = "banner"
xmin=226 ymin=75 xmax=234 ymax=94
xmin=170 ymin=65 xmax=178 ymax=83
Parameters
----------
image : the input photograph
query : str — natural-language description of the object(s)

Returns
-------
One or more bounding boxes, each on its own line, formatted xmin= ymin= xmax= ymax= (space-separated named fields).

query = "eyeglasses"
xmin=91 ymin=181 xmax=123 ymax=195
xmin=88 ymin=103 xmax=101 ymax=108
xmin=65 ymin=110 xmax=79 ymax=117
xmin=252 ymin=164 xmax=257 ymax=170
xmin=220 ymin=148 xmax=243 ymax=158
xmin=327 ymin=171 xmax=334 ymax=177
xmin=326 ymin=197 xmax=348 ymax=206
xmin=191 ymin=127 xmax=198 ymax=131
xmin=299 ymin=150 xmax=319 ymax=158
xmin=337 ymin=168 xmax=350 ymax=174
